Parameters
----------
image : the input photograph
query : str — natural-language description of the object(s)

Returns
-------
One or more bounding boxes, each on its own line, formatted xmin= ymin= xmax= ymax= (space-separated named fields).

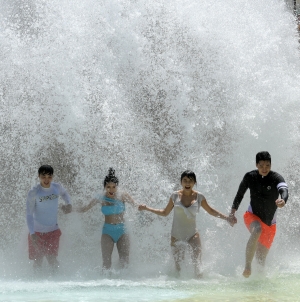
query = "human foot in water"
xmin=242 ymin=266 xmax=251 ymax=278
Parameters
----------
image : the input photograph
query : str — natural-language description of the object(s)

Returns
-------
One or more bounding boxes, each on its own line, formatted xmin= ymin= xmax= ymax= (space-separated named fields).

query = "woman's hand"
xmin=138 ymin=204 xmax=147 ymax=211
xmin=227 ymin=213 xmax=237 ymax=226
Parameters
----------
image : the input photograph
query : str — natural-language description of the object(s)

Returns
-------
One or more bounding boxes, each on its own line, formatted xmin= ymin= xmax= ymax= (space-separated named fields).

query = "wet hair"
xmin=38 ymin=165 xmax=54 ymax=175
xmin=180 ymin=170 xmax=197 ymax=183
xmin=256 ymin=151 xmax=271 ymax=164
xmin=103 ymin=168 xmax=119 ymax=187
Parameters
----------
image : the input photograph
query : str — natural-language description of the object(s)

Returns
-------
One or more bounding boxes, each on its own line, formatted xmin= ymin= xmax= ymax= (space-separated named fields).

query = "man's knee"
xmin=250 ymin=221 xmax=262 ymax=235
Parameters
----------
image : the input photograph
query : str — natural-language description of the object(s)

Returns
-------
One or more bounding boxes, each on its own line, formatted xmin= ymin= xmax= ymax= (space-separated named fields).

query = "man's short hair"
xmin=256 ymin=151 xmax=271 ymax=164
xmin=38 ymin=165 xmax=54 ymax=175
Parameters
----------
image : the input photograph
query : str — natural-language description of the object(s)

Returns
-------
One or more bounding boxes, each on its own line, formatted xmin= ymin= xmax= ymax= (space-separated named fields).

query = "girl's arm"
xmin=77 ymin=198 xmax=98 ymax=213
xmin=201 ymin=199 xmax=229 ymax=221
xmin=122 ymin=192 xmax=138 ymax=207
xmin=138 ymin=197 xmax=174 ymax=217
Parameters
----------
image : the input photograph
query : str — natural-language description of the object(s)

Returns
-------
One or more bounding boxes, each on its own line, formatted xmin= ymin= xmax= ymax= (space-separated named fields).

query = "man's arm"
xmin=228 ymin=174 xmax=249 ymax=226
xmin=232 ymin=175 xmax=249 ymax=210
xmin=276 ymin=180 xmax=288 ymax=208
xmin=26 ymin=190 xmax=36 ymax=235
xmin=59 ymin=184 xmax=72 ymax=214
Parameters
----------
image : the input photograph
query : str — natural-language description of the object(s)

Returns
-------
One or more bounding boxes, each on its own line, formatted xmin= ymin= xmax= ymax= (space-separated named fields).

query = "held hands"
xmin=275 ymin=199 xmax=285 ymax=208
xmin=61 ymin=204 xmax=72 ymax=214
xmin=138 ymin=204 xmax=147 ymax=211
xmin=30 ymin=233 xmax=42 ymax=247
xmin=227 ymin=214 xmax=237 ymax=227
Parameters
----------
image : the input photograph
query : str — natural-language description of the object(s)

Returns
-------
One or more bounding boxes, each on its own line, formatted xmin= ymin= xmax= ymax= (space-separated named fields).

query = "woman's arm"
xmin=138 ymin=197 xmax=174 ymax=217
xmin=77 ymin=198 xmax=98 ymax=213
xmin=122 ymin=192 xmax=138 ymax=207
xmin=201 ymin=199 xmax=230 ymax=221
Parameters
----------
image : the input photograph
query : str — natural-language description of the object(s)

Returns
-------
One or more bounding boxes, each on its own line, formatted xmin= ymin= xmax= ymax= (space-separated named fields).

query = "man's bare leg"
xmin=243 ymin=221 xmax=262 ymax=278
xmin=33 ymin=257 xmax=43 ymax=269
xmin=45 ymin=255 xmax=59 ymax=268
xmin=255 ymin=242 xmax=269 ymax=267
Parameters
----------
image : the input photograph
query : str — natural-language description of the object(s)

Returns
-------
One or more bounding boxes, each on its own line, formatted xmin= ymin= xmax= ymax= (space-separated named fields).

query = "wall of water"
xmin=1 ymin=0 xmax=300 ymax=279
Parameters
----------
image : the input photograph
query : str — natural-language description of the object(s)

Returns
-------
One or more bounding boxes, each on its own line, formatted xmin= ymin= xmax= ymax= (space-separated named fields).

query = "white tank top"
xmin=171 ymin=191 xmax=205 ymax=241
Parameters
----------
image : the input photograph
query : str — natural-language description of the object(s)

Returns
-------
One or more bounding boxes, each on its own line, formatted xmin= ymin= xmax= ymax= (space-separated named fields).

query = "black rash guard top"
xmin=232 ymin=170 xmax=288 ymax=226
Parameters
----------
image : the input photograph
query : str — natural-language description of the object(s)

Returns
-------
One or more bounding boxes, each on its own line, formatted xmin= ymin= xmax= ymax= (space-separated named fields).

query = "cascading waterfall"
xmin=1 ymin=0 xmax=300 ymax=301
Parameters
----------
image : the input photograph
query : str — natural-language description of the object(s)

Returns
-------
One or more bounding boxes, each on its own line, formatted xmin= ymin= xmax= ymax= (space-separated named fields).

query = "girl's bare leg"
xmin=101 ymin=234 xmax=115 ymax=270
xmin=171 ymin=236 xmax=184 ymax=273
xmin=116 ymin=234 xmax=130 ymax=268
xmin=188 ymin=232 xmax=202 ymax=278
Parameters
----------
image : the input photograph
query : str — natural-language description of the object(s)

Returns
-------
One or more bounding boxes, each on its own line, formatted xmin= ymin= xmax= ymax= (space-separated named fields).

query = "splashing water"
xmin=1 ymin=0 xmax=300 ymax=301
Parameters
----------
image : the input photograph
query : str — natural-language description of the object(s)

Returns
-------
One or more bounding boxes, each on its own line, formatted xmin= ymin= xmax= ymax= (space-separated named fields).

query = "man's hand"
xmin=275 ymin=199 xmax=285 ymax=208
xmin=30 ymin=233 xmax=42 ymax=247
xmin=227 ymin=213 xmax=237 ymax=227
xmin=61 ymin=204 xmax=72 ymax=214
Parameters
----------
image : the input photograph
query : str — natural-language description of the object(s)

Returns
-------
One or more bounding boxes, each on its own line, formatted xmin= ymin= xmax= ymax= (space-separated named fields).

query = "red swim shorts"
xmin=28 ymin=229 xmax=62 ymax=260
xmin=243 ymin=212 xmax=276 ymax=249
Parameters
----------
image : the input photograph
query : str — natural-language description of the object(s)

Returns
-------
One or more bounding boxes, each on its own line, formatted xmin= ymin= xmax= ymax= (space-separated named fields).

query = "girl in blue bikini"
xmin=79 ymin=168 xmax=137 ymax=270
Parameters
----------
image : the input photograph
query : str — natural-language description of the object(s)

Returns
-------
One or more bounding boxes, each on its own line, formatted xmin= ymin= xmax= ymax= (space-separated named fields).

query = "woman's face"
xmin=181 ymin=176 xmax=195 ymax=191
xmin=104 ymin=182 xmax=118 ymax=197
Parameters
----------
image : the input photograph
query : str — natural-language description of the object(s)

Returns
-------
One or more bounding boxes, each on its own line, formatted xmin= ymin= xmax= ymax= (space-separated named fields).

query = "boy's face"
xmin=256 ymin=160 xmax=271 ymax=177
xmin=39 ymin=173 xmax=53 ymax=188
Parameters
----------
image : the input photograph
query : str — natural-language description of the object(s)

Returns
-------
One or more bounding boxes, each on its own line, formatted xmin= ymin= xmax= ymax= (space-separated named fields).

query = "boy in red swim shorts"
xmin=26 ymin=165 xmax=72 ymax=270
xmin=227 ymin=152 xmax=288 ymax=278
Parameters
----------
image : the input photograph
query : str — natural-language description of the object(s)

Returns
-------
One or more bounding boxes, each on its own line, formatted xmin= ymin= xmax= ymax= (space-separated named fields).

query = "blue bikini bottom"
xmin=102 ymin=223 xmax=126 ymax=243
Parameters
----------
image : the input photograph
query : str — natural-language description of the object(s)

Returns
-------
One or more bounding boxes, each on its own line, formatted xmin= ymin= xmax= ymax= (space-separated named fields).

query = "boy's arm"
xmin=26 ymin=190 xmax=36 ymax=235
xmin=59 ymin=184 xmax=72 ymax=214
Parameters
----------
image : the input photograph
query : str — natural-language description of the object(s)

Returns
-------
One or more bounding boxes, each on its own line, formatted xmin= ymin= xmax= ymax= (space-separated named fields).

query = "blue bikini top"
xmin=100 ymin=196 xmax=125 ymax=216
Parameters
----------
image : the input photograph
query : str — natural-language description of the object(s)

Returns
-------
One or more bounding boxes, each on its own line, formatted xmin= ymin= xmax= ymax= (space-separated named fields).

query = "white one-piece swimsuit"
xmin=171 ymin=191 xmax=205 ymax=241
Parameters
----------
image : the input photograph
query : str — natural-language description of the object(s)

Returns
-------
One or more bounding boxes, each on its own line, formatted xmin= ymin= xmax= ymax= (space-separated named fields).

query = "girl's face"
xmin=39 ymin=173 xmax=53 ymax=188
xmin=181 ymin=176 xmax=195 ymax=191
xmin=105 ymin=182 xmax=118 ymax=197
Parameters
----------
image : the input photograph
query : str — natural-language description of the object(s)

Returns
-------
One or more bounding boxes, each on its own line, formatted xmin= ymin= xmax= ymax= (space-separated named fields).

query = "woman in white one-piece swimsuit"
xmin=138 ymin=170 xmax=232 ymax=278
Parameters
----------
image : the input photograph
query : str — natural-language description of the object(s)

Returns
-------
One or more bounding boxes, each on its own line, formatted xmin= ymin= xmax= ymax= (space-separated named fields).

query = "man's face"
xmin=256 ymin=160 xmax=271 ymax=177
xmin=39 ymin=173 xmax=53 ymax=188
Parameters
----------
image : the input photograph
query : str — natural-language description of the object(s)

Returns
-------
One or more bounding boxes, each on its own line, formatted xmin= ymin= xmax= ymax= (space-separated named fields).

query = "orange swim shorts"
xmin=243 ymin=212 xmax=276 ymax=249
xmin=28 ymin=229 xmax=62 ymax=260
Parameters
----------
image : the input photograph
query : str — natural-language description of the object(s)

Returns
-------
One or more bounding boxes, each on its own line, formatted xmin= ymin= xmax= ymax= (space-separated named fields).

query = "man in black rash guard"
xmin=228 ymin=151 xmax=288 ymax=278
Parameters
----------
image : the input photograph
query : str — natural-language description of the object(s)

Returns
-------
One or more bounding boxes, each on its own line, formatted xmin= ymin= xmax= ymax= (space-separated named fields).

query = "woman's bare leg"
xmin=171 ymin=236 xmax=185 ymax=273
xmin=188 ymin=232 xmax=202 ymax=278
xmin=116 ymin=234 xmax=130 ymax=268
xmin=101 ymin=234 xmax=115 ymax=270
